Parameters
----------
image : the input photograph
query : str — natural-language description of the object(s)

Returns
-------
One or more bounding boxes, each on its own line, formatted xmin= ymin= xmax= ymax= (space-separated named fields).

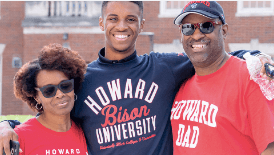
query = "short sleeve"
xmin=244 ymin=80 xmax=274 ymax=153
xmin=14 ymin=127 xmax=25 ymax=155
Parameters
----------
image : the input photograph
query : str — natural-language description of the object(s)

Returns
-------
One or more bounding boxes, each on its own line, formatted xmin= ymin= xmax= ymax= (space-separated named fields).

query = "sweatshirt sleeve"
xmin=0 ymin=120 xmax=21 ymax=129
xmin=229 ymin=50 xmax=261 ymax=59
xmin=152 ymin=52 xmax=195 ymax=90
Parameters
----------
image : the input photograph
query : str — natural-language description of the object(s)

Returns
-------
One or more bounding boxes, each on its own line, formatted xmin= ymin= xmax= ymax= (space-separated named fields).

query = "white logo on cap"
xmin=191 ymin=3 xmax=197 ymax=9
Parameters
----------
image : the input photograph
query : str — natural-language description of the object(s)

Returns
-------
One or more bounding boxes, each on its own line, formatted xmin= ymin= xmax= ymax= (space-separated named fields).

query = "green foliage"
xmin=0 ymin=115 xmax=34 ymax=123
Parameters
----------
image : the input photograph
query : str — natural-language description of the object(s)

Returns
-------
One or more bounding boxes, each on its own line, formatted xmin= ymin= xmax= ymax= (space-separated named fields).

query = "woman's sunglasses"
xmin=181 ymin=21 xmax=222 ymax=36
xmin=35 ymin=79 xmax=74 ymax=98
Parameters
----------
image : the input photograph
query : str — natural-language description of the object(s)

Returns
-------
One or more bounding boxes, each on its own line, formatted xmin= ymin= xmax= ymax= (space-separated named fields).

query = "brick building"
xmin=0 ymin=1 xmax=273 ymax=115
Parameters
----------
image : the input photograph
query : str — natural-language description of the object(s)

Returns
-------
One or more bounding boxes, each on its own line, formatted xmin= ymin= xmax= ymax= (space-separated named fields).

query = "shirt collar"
xmin=98 ymin=47 xmax=137 ymax=64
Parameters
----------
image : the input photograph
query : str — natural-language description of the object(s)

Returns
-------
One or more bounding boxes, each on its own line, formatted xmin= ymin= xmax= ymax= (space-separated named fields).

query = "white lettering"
xmin=135 ymin=79 xmax=146 ymax=99
xmin=190 ymin=100 xmax=200 ymax=122
xmin=76 ymin=149 xmax=80 ymax=154
xmin=110 ymin=126 xmax=115 ymax=141
xmin=151 ymin=115 xmax=156 ymax=131
xmin=172 ymin=100 xmax=218 ymax=128
xmin=124 ymin=79 xmax=133 ymax=98
xmin=128 ymin=122 xmax=135 ymax=138
xmin=95 ymin=86 xmax=110 ymax=106
xmin=173 ymin=100 xmax=186 ymax=120
xmin=84 ymin=96 xmax=102 ymax=115
xmin=107 ymin=79 xmax=122 ymax=101
xmin=183 ymin=100 xmax=196 ymax=120
xmin=190 ymin=126 xmax=199 ymax=148
xmin=122 ymin=123 xmax=128 ymax=139
xmin=45 ymin=149 xmax=81 ymax=155
xmin=95 ymin=116 xmax=156 ymax=144
xmin=52 ymin=149 xmax=56 ymax=154
xmin=58 ymin=149 xmax=64 ymax=154
xmin=181 ymin=125 xmax=191 ymax=147
xmin=176 ymin=124 xmax=199 ymax=148
xmin=144 ymin=82 xmax=158 ymax=103
xmin=114 ymin=124 xmax=121 ymax=140
xmin=143 ymin=118 xmax=146 ymax=134
xmin=170 ymin=101 xmax=178 ymax=120
xmin=103 ymin=127 xmax=110 ymax=143
xmin=96 ymin=128 xmax=103 ymax=144
xmin=146 ymin=117 xmax=151 ymax=133
xmin=199 ymin=101 xmax=209 ymax=125
xmin=176 ymin=124 xmax=185 ymax=146
xmin=136 ymin=120 xmax=142 ymax=135
xmin=207 ymin=104 xmax=218 ymax=127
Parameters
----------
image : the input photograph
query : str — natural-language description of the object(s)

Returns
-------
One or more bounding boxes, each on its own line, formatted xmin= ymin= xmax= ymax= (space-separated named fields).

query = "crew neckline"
xmin=194 ymin=56 xmax=234 ymax=82
xmin=98 ymin=47 xmax=137 ymax=64
xmin=32 ymin=117 xmax=74 ymax=136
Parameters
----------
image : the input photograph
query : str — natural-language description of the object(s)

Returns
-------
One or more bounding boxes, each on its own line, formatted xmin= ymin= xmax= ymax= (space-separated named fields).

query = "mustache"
xmin=186 ymin=38 xmax=210 ymax=46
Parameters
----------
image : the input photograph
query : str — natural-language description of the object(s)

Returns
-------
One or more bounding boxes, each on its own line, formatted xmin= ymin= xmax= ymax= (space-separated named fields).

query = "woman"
xmin=13 ymin=43 xmax=87 ymax=155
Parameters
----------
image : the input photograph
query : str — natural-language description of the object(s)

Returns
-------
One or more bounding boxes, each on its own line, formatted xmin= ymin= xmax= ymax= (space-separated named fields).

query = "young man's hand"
xmin=0 ymin=121 xmax=18 ymax=155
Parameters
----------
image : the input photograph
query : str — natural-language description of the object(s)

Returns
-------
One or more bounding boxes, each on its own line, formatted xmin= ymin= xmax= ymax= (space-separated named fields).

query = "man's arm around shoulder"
xmin=0 ymin=121 xmax=19 ymax=155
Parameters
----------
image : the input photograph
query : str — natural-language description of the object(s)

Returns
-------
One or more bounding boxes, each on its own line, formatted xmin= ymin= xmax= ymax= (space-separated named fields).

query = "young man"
xmin=0 ymin=1 xmax=269 ymax=155
xmin=171 ymin=1 xmax=274 ymax=154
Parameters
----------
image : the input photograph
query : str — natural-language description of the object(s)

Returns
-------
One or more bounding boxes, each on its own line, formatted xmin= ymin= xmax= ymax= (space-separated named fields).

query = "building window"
xmin=236 ymin=1 xmax=274 ymax=17
xmin=25 ymin=1 xmax=101 ymax=18
xmin=158 ymin=1 xmax=188 ymax=18
xmin=12 ymin=57 xmax=22 ymax=68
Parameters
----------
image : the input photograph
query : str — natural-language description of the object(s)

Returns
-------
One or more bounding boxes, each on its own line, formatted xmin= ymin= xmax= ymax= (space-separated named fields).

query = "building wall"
xmin=22 ymin=33 xmax=152 ymax=64
xmin=143 ymin=1 xmax=181 ymax=46
xmin=220 ymin=1 xmax=274 ymax=53
xmin=0 ymin=1 xmax=26 ymax=115
xmin=1 ymin=1 xmax=274 ymax=115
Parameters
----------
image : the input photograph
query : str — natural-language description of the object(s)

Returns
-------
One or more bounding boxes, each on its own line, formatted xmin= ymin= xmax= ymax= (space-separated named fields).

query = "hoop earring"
xmin=35 ymin=103 xmax=43 ymax=110
xmin=74 ymin=93 xmax=77 ymax=101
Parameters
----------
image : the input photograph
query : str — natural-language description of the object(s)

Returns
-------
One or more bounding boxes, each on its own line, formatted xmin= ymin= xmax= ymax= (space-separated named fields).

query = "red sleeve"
xmin=245 ymin=80 xmax=274 ymax=153
xmin=14 ymin=127 xmax=25 ymax=155
xmin=266 ymin=99 xmax=274 ymax=115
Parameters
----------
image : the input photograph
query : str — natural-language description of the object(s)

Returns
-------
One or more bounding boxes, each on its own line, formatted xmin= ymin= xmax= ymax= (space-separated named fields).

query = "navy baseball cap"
xmin=174 ymin=1 xmax=225 ymax=25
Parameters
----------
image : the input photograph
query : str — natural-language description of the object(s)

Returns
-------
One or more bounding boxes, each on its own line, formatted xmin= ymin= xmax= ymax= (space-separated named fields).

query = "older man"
xmin=171 ymin=1 xmax=274 ymax=154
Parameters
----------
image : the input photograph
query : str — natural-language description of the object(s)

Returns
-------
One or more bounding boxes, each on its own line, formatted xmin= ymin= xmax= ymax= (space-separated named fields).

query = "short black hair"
xmin=101 ymin=1 xmax=143 ymax=19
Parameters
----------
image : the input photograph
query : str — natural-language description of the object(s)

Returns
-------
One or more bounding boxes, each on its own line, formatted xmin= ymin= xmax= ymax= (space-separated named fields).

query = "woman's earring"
xmin=35 ymin=103 xmax=43 ymax=110
xmin=74 ymin=93 xmax=77 ymax=101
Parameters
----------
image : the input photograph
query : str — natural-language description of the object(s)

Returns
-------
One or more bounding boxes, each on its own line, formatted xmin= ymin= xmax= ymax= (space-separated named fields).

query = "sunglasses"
xmin=181 ymin=21 xmax=222 ymax=36
xmin=35 ymin=79 xmax=74 ymax=98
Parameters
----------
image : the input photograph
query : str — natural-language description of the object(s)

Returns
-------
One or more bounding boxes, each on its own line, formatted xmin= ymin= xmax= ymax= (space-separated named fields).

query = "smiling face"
xmin=35 ymin=70 xmax=74 ymax=117
xmin=180 ymin=13 xmax=228 ymax=68
xmin=99 ymin=1 xmax=145 ymax=60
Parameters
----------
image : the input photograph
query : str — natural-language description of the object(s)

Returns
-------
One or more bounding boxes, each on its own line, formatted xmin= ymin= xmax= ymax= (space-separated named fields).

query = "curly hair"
xmin=13 ymin=43 xmax=87 ymax=113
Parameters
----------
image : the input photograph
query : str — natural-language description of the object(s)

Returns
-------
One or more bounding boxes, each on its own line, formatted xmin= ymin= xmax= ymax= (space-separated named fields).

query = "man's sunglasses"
xmin=181 ymin=21 xmax=222 ymax=36
xmin=35 ymin=79 xmax=74 ymax=98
